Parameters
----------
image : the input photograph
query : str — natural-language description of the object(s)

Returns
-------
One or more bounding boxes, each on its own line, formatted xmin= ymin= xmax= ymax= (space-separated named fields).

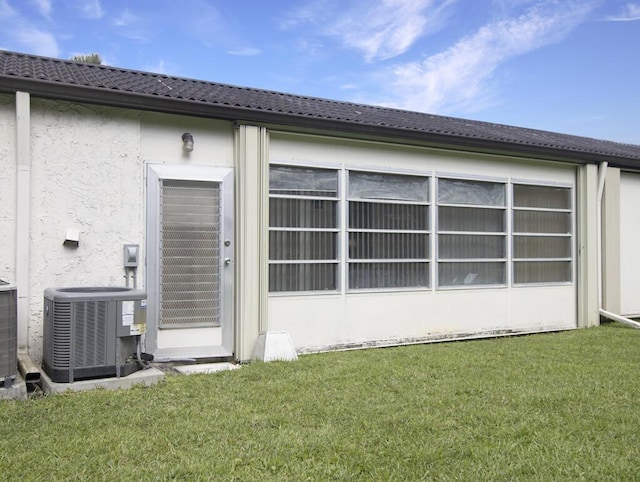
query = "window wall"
xmin=268 ymin=164 xmax=573 ymax=294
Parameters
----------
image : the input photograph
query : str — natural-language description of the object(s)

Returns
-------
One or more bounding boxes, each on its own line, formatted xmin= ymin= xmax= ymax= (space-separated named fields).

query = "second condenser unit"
xmin=0 ymin=283 xmax=17 ymax=388
xmin=42 ymin=287 xmax=147 ymax=383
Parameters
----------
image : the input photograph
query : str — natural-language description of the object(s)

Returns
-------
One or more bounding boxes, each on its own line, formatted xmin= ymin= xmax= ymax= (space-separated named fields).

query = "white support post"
xmin=15 ymin=91 xmax=31 ymax=353
xmin=234 ymin=124 xmax=270 ymax=361
xmin=577 ymin=163 xmax=599 ymax=328
xmin=602 ymin=167 xmax=621 ymax=314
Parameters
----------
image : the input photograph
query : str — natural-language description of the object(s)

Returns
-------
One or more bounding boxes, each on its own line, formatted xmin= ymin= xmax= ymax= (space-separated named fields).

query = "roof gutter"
xmin=1 ymin=76 xmax=635 ymax=168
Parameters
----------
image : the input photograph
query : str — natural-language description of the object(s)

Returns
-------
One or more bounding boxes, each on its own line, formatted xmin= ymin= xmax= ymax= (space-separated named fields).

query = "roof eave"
xmin=1 ymin=75 xmax=636 ymax=168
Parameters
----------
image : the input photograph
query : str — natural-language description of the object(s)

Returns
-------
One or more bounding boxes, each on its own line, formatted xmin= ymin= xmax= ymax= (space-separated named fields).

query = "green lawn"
xmin=2 ymin=322 xmax=640 ymax=481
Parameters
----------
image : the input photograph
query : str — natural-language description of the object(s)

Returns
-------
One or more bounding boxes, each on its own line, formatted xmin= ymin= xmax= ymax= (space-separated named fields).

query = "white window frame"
xmin=346 ymin=169 xmax=431 ymax=291
xmin=268 ymin=164 xmax=341 ymax=294
xmin=511 ymin=180 xmax=574 ymax=286
xmin=436 ymin=175 xmax=508 ymax=289
xmin=267 ymin=163 xmax=575 ymax=295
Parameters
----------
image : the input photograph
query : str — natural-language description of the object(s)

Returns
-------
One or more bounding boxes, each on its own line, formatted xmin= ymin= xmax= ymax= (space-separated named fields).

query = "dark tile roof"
xmin=1 ymin=49 xmax=638 ymax=166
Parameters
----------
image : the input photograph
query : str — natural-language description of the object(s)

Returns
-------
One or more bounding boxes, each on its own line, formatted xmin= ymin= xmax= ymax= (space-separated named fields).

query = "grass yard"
xmin=2 ymin=322 xmax=640 ymax=481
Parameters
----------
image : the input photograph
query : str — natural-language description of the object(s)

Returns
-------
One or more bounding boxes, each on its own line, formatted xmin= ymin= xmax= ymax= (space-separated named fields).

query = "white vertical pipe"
xmin=15 ymin=91 xmax=31 ymax=353
xmin=596 ymin=161 xmax=608 ymax=310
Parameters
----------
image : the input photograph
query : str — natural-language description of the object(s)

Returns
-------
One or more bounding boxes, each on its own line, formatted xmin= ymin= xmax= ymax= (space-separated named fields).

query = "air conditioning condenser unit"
xmin=43 ymin=287 xmax=147 ymax=383
xmin=0 ymin=284 xmax=17 ymax=388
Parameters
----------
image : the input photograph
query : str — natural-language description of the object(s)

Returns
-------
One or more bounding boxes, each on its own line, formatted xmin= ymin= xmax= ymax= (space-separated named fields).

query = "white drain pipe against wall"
xmin=15 ymin=91 xmax=31 ymax=353
xmin=596 ymin=161 xmax=640 ymax=329
xmin=15 ymin=91 xmax=42 ymax=383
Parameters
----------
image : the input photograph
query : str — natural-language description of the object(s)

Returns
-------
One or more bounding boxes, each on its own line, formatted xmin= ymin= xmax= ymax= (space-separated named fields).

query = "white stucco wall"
xmin=23 ymin=101 xmax=237 ymax=360
xmin=0 ymin=94 xmax=16 ymax=284
xmin=268 ymin=132 xmax=578 ymax=352
xmin=141 ymin=112 xmax=234 ymax=167
xmin=27 ymin=99 xmax=143 ymax=357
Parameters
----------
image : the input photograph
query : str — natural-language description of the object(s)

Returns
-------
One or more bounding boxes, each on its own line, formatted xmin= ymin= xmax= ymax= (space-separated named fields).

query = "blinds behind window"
xmin=347 ymin=171 xmax=430 ymax=289
xmin=437 ymin=179 xmax=506 ymax=287
xmin=513 ymin=184 xmax=572 ymax=284
xmin=269 ymin=166 xmax=339 ymax=292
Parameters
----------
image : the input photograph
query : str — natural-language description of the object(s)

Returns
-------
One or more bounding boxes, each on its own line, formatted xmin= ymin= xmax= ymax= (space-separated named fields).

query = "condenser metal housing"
xmin=0 ymin=285 xmax=17 ymax=388
xmin=43 ymin=287 xmax=147 ymax=383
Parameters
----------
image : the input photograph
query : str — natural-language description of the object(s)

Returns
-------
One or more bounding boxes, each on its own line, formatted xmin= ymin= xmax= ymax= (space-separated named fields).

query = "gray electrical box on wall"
xmin=124 ymin=244 xmax=139 ymax=268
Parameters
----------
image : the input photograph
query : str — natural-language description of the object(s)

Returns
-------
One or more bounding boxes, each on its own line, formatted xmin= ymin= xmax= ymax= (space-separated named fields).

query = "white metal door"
xmin=147 ymin=164 xmax=234 ymax=360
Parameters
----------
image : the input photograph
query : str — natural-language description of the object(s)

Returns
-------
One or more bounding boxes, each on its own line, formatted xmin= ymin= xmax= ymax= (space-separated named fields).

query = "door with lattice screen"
xmin=147 ymin=165 xmax=234 ymax=359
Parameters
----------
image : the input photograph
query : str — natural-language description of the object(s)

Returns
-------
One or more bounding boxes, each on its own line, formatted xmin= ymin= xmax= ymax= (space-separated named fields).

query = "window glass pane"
xmin=513 ymin=211 xmax=571 ymax=234
xmin=349 ymin=202 xmax=429 ymax=230
xmin=349 ymin=171 xmax=429 ymax=202
xmin=269 ymin=263 xmax=337 ymax=292
xmin=438 ymin=262 xmax=505 ymax=286
xmin=438 ymin=179 xmax=505 ymax=206
xmin=513 ymin=236 xmax=571 ymax=259
xmin=270 ymin=198 xmax=337 ymax=228
xmin=513 ymin=185 xmax=570 ymax=209
xmin=439 ymin=234 xmax=505 ymax=259
xmin=347 ymin=171 xmax=432 ymax=290
xmin=270 ymin=232 xmax=337 ymax=260
xmin=438 ymin=206 xmax=504 ymax=232
xmin=349 ymin=262 xmax=429 ymax=289
xmin=270 ymin=165 xmax=338 ymax=197
xmin=269 ymin=165 xmax=339 ymax=293
xmin=514 ymin=261 xmax=571 ymax=283
xmin=349 ymin=232 xmax=429 ymax=259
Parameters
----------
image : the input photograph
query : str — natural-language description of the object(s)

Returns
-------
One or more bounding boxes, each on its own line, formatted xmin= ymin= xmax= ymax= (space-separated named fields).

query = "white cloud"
xmin=113 ymin=9 xmax=136 ymax=27
xmin=112 ymin=9 xmax=149 ymax=41
xmin=280 ymin=0 xmax=337 ymax=29
xmin=606 ymin=3 xmax=640 ymax=21
xmin=15 ymin=27 xmax=59 ymax=57
xmin=0 ymin=0 xmax=16 ymax=18
xmin=77 ymin=0 xmax=103 ymax=19
xmin=145 ymin=59 xmax=168 ymax=75
xmin=329 ymin=0 xmax=445 ymax=62
xmin=283 ymin=0 xmax=455 ymax=62
xmin=0 ymin=1 xmax=59 ymax=56
xmin=383 ymin=1 xmax=595 ymax=114
xmin=186 ymin=1 xmax=228 ymax=48
xmin=227 ymin=47 xmax=262 ymax=56
xmin=30 ymin=0 xmax=51 ymax=17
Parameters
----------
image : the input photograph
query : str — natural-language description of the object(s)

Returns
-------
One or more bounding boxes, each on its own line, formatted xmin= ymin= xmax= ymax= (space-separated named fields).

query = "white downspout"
xmin=596 ymin=161 xmax=607 ymax=310
xmin=596 ymin=161 xmax=640 ymax=329
xmin=15 ymin=91 xmax=31 ymax=353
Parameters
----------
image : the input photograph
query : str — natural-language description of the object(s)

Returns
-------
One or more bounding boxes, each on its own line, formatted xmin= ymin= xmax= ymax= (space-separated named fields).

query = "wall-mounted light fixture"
xmin=182 ymin=132 xmax=194 ymax=152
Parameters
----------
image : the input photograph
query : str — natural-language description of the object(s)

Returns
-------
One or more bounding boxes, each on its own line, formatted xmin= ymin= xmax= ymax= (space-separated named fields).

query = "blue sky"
xmin=1 ymin=0 xmax=639 ymax=144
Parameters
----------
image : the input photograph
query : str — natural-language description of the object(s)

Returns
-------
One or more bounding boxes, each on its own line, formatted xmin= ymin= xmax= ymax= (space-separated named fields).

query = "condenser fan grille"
xmin=0 ymin=288 xmax=17 ymax=383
